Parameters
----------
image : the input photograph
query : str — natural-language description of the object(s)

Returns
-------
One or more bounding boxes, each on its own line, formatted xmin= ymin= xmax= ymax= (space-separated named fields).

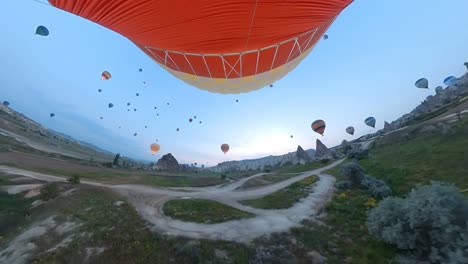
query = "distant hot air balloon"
xmin=108 ymin=103 xmax=114 ymax=108
xmin=35 ymin=25 xmax=49 ymax=36
xmin=221 ymin=143 xmax=230 ymax=154
xmin=323 ymin=34 xmax=329 ymax=40
xmin=189 ymin=118 xmax=193 ymax=123
xmin=194 ymin=116 xmax=197 ymax=119
xmin=290 ymin=135 xmax=293 ymax=138
xmin=98 ymin=89 xmax=102 ymax=92
xmin=154 ymin=106 xmax=157 ymax=109
xmin=142 ymin=81 xmax=146 ymax=85
xmin=49 ymin=0 xmax=353 ymax=94
xmin=150 ymin=143 xmax=160 ymax=155
xmin=415 ymin=78 xmax=428 ymax=89
xmin=311 ymin=119 xmax=326 ymax=136
xmin=365 ymin=117 xmax=376 ymax=128
xmin=199 ymin=121 xmax=202 ymax=124
xmin=269 ymin=84 xmax=273 ymax=88
xmin=127 ymin=109 xmax=130 ymax=111
xmin=134 ymin=133 xmax=138 ymax=136
xmin=139 ymin=68 xmax=143 ymax=72
xmin=2 ymin=101 xmax=10 ymax=106
xmin=236 ymin=99 xmax=239 ymax=103
xmin=127 ymin=102 xmax=131 ymax=106
xmin=167 ymin=103 xmax=170 ymax=105
xmin=50 ymin=113 xmax=55 ymax=117
xmin=136 ymin=93 xmax=139 ymax=96
xmin=145 ymin=126 xmax=148 ymax=128
xmin=443 ymin=76 xmax=457 ymax=86
xmin=100 ymin=117 xmax=103 ymax=119
xmin=157 ymin=113 xmax=159 ymax=116
xmin=118 ymin=126 xmax=122 ymax=128
xmin=346 ymin=126 xmax=354 ymax=135
xmin=435 ymin=86 xmax=443 ymax=94
xmin=101 ymin=71 xmax=111 ymax=80
xmin=176 ymin=128 xmax=180 ymax=131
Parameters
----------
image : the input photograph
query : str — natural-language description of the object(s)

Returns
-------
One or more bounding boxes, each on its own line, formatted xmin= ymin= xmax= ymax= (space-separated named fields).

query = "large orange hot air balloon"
xmin=311 ymin=119 xmax=326 ymax=136
xmin=50 ymin=0 xmax=353 ymax=94
xmin=221 ymin=144 xmax=230 ymax=154
xmin=150 ymin=143 xmax=160 ymax=154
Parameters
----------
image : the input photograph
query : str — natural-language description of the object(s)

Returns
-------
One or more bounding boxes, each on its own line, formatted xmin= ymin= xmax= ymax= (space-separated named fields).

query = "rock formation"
xmin=156 ymin=153 xmax=179 ymax=170
xmin=315 ymin=139 xmax=331 ymax=158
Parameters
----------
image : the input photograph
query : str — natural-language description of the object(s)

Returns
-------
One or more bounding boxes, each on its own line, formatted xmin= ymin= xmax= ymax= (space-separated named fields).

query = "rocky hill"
xmin=155 ymin=153 xmax=179 ymax=170
xmin=211 ymin=146 xmax=315 ymax=172
xmin=0 ymin=103 xmax=115 ymax=162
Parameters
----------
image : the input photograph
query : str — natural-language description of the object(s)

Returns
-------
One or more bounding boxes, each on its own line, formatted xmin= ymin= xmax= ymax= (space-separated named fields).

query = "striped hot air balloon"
xmin=443 ymin=76 xmax=457 ymax=86
xmin=311 ymin=120 xmax=326 ymax=136
xmin=221 ymin=143 xmax=230 ymax=154
xmin=346 ymin=126 xmax=354 ymax=135
xmin=49 ymin=0 xmax=354 ymax=94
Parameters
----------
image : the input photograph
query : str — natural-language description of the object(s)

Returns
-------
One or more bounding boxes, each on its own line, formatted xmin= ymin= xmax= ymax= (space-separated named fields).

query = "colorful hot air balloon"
xmin=221 ymin=143 xmax=230 ymax=154
xmin=346 ymin=126 xmax=354 ymax=135
xmin=35 ymin=25 xmax=49 ymax=36
xmin=365 ymin=117 xmax=376 ymax=128
xmin=150 ymin=143 xmax=160 ymax=155
xmin=443 ymin=76 xmax=457 ymax=86
xmin=101 ymin=71 xmax=111 ymax=80
xmin=415 ymin=78 xmax=428 ymax=89
xmin=311 ymin=119 xmax=326 ymax=136
xmin=49 ymin=0 xmax=353 ymax=94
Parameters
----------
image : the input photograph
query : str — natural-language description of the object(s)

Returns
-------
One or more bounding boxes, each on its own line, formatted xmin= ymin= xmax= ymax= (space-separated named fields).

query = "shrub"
xmin=220 ymin=173 xmax=227 ymax=179
xmin=67 ymin=174 xmax=80 ymax=184
xmin=320 ymin=158 xmax=330 ymax=164
xmin=360 ymin=175 xmax=392 ymax=198
xmin=340 ymin=161 xmax=365 ymax=186
xmin=335 ymin=180 xmax=351 ymax=190
xmin=347 ymin=148 xmax=369 ymax=160
xmin=40 ymin=183 xmax=59 ymax=201
xmin=367 ymin=182 xmax=468 ymax=263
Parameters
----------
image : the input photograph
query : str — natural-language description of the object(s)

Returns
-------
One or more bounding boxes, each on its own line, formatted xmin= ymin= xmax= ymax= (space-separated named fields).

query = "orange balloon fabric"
xmin=150 ymin=143 xmax=160 ymax=155
xmin=51 ymin=0 xmax=353 ymax=93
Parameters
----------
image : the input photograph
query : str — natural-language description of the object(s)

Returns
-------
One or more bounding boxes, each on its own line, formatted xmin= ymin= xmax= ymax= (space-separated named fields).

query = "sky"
xmin=1 ymin=0 xmax=467 ymax=165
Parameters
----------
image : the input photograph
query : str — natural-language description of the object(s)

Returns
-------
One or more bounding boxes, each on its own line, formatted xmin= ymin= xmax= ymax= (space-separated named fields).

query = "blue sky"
xmin=1 ymin=0 xmax=467 ymax=165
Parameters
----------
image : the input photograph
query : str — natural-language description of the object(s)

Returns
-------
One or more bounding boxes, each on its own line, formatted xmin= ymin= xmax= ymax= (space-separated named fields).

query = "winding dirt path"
xmin=0 ymin=159 xmax=344 ymax=242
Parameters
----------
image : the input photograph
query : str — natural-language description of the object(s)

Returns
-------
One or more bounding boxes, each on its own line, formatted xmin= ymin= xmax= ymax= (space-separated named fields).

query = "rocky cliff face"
xmin=156 ymin=153 xmax=179 ymax=170
xmin=211 ymin=145 xmax=314 ymax=172
xmin=315 ymin=139 xmax=331 ymax=158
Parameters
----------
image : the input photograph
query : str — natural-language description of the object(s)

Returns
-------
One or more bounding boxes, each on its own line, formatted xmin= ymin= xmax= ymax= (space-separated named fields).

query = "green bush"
xmin=67 ymin=174 xmax=81 ymax=184
xmin=367 ymin=182 xmax=468 ymax=263
xmin=360 ymin=175 xmax=392 ymax=198
xmin=340 ymin=161 xmax=365 ymax=186
xmin=40 ymin=183 xmax=59 ymax=201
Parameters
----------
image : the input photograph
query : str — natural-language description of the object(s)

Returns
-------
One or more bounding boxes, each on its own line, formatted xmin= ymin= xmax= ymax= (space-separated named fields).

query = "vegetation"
xmin=112 ymin=153 xmax=120 ymax=166
xmin=275 ymin=160 xmax=330 ymax=173
xmin=241 ymin=176 xmax=318 ymax=209
xmin=40 ymin=182 xmax=59 ymax=201
xmin=164 ymin=199 xmax=254 ymax=223
xmin=367 ymin=182 xmax=468 ymax=263
xmin=0 ymin=192 xmax=33 ymax=238
xmin=67 ymin=173 xmax=81 ymax=184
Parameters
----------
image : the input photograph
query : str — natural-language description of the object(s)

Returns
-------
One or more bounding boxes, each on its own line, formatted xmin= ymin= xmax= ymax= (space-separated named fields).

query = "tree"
xmin=113 ymin=153 xmax=121 ymax=166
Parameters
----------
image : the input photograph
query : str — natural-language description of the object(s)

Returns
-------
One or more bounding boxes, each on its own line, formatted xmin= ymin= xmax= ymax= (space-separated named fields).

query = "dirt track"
xmin=0 ymin=159 xmax=343 ymax=243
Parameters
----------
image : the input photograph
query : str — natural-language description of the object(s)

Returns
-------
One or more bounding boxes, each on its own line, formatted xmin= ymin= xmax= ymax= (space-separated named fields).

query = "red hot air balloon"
xmin=49 ymin=0 xmax=353 ymax=94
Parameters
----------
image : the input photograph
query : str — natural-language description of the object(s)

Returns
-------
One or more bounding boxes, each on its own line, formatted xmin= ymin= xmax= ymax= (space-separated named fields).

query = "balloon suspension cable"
xmin=32 ymin=0 xmax=52 ymax=6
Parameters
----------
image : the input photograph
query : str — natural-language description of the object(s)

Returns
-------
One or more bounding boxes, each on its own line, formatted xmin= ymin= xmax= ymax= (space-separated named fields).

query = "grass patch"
xmin=275 ymin=160 xmax=330 ymax=173
xmin=359 ymin=122 xmax=468 ymax=195
xmin=241 ymin=176 xmax=319 ymax=209
xmin=236 ymin=173 xmax=301 ymax=190
xmin=0 ymin=192 xmax=34 ymax=239
xmin=164 ymin=199 xmax=254 ymax=224
xmin=141 ymin=175 xmax=226 ymax=187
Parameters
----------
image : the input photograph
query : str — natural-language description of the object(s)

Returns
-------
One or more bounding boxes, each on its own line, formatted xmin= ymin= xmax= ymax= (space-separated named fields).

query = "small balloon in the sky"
xmin=311 ymin=119 xmax=326 ymax=136
xmin=154 ymin=106 xmax=157 ymax=109
xmin=290 ymin=135 xmax=293 ymax=138
xmin=139 ymin=68 xmax=143 ymax=72
xmin=365 ymin=117 xmax=376 ymax=128
xmin=100 ymin=117 xmax=103 ymax=119
xmin=189 ymin=118 xmax=193 ymax=123
xmin=35 ymin=25 xmax=49 ymax=36
xmin=2 ymin=101 xmax=10 ymax=106
xmin=167 ymin=102 xmax=170 ymax=105
xmin=136 ymin=93 xmax=139 ymax=96
xmin=50 ymin=113 xmax=55 ymax=117
xmin=134 ymin=108 xmax=137 ymax=111
xmin=199 ymin=121 xmax=202 ymax=124
xmin=142 ymin=81 xmax=146 ymax=85
xmin=150 ymin=143 xmax=160 ymax=155
xmin=415 ymin=78 xmax=428 ymax=89
xmin=157 ymin=113 xmax=159 ymax=116
xmin=127 ymin=102 xmax=131 ymax=106
xmin=98 ymin=89 xmax=102 ymax=92
xmin=346 ymin=126 xmax=355 ymax=135
xmin=133 ymin=133 xmax=137 ymax=136
xmin=443 ymin=76 xmax=457 ymax=86
xmin=323 ymin=34 xmax=328 ymax=40
xmin=101 ymin=71 xmax=111 ymax=80
xmin=127 ymin=109 xmax=130 ymax=112
xmin=108 ymin=103 xmax=114 ymax=108
xmin=269 ymin=84 xmax=273 ymax=88
xmin=221 ymin=143 xmax=230 ymax=154
xmin=236 ymin=99 xmax=239 ymax=103
xmin=145 ymin=126 xmax=148 ymax=128
xmin=176 ymin=128 xmax=179 ymax=131
xmin=118 ymin=126 xmax=121 ymax=128
xmin=194 ymin=116 xmax=197 ymax=119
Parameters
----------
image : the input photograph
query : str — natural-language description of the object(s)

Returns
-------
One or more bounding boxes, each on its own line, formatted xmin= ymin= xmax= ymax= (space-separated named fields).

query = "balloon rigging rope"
xmin=244 ymin=0 xmax=258 ymax=50
xmin=32 ymin=0 xmax=51 ymax=6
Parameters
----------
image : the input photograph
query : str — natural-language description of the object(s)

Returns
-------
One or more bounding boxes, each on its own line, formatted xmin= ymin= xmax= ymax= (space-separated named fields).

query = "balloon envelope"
xmin=150 ymin=143 xmax=160 ymax=154
xmin=108 ymin=103 xmax=114 ymax=108
xmin=443 ymin=76 xmax=457 ymax=86
xmin=221 ymin=143 xmax=230 ymax=154
xmin=50 ymin=0 xmax=353 ymax=94
xmin=415 ymin=78 xmax=428 ymax=89
xmin=35 ymin=25 xmax=49 ymax=36
xmin=101 ymin=71 xmax=111 ymax=80
xmin=311 ymin=119 xmax=326 ymax=135
xmin=346 ymin=126 xmax=354 ymax=135
xmin=365 ymin=117 xmax=376 ymax=128
xmin=50 ymin=113 xmax=55 ymax=117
